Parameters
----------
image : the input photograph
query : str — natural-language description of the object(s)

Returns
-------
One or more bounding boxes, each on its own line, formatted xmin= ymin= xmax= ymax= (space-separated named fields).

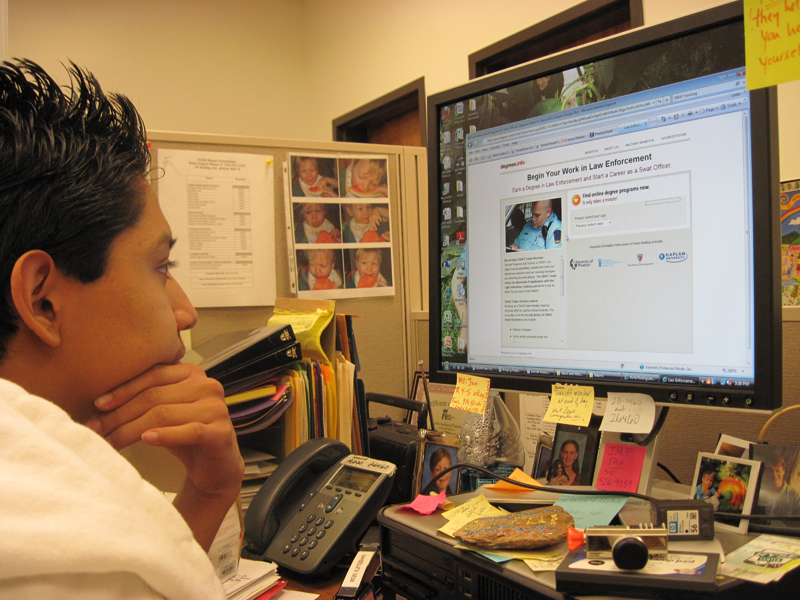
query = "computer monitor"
xmin=427 ymin=2 xmax=781 ymax=411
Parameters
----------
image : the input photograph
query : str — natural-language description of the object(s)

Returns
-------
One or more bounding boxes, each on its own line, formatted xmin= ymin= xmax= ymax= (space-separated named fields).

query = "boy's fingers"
xmin=103 ymin=397 xmax=228 ymax=450
xmin=94 ymin=362 xmax=197 ymax=411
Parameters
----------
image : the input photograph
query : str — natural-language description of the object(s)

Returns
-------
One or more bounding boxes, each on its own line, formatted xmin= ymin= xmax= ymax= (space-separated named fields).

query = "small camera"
xmin=585 ymin=524 xmax=669 ymax=570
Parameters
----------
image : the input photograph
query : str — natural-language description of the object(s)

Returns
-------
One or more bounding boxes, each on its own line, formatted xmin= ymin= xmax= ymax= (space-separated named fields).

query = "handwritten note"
xmin=745 ymin=0 xmax=800 ymax=89
xmin=599 ymin=393 xmax=655 ymax=433
xmin=554 ymin=494 xmax=628 ymax=529
xmin=439 ymin=494 xmax=507 ymax=537
xmin=449 ymin=373 xmax=490 ymax=414
xmin=594 ymin=442 xmax=647 ymax=493
xmin=542 ymin=384 xmax=594 ymax=426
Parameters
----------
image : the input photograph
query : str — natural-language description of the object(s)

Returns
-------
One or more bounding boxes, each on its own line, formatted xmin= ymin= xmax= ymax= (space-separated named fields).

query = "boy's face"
xmin=350 ymin=204 xmax=372 ymax=224
xmin=302 ymin=204 xmax=326 ymax=228
xmin=309 ymin=253 xmax=334 ymax=279
xmin=356 ymin=252 xmax=381 ymax=278
xmin=702 ymin=471 xmax=715 ymax=492
xmin=57 ymin=182 xmax=197 ymax=420
xmin=352 ymin=161 xmax=381 ymax=193
xmin=431 ymin=455 xmax=452 ymax=491
xmin=298 ymin=160 xmax=319 ymax=185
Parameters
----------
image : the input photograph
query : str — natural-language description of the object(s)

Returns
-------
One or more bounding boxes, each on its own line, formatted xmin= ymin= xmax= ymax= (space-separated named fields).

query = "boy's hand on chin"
xmin=86 ymin=362 xmax=244 ymax=498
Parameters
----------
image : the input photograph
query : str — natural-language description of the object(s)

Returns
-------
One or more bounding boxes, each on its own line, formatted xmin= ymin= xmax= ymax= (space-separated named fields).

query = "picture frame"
xmin=409 ymin=371 xmax=468 ymax=436
xmin=749 ymin=444 xmax=800 ymax=535
xmin=690 ymin=452 xmax=761 ymax=534
xmin=548 ymin=423 xmax=600 ymax=487
xmin=413 ymin=430 xmax=461 ymax=497
xmin=531 ymin=433 xmax=554 ymax=480
xmin=714 ymin=434 xmax=752 ymax=458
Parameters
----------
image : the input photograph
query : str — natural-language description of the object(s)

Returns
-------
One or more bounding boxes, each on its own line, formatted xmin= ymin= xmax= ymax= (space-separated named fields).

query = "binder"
xmin=214 ymin=342 xmax=302 ymax=388
xmin=184 ymin=324 xmax=296 ymax=378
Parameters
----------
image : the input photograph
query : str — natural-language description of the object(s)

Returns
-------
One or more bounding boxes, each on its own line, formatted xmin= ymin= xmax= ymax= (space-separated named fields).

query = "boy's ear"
xmin=9 ymin=250 xmax=63 ymax=347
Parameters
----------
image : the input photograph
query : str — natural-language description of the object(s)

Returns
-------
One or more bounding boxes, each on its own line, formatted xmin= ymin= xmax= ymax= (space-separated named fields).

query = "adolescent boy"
xmin=344 ymin=159 xmax=388 ymax=198
xmin=342 ymin=203 xmax=390 ymax=243
xmin=298 ymin=249 xmax=342 ymax=291
xmin=345 ymin=248 xmax=389 ymax=288
xmin=0 ymin=60 xmax=242 ymax=598
xmin=292 ymin=156 xmax=338 ymax=197
xmin=295 ymin=202 xmax=341 ymax=243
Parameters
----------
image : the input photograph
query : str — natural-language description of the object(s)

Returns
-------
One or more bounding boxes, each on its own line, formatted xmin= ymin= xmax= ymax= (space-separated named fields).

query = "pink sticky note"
xmin=399 ymin=491 xmax=447 ymax=515
xmin=594 ymin=442 xmax=647 ymax=493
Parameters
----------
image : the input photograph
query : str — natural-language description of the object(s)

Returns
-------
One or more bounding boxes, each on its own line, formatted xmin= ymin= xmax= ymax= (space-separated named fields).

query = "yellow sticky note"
xmin=438 ymin=494 xmax=506 ymax=537
xmin=449 ymin=373 xmax=490 ymax=414
xmin=542 ymin=384 xmax=594 ymax=426
xmin=744 ymin=0 xmax=800 ymax=90
xmin=485 ymin=468 xmax=542 ymax=492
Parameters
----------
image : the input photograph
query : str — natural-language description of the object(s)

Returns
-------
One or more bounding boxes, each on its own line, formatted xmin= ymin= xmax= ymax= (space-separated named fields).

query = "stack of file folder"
xmin=184 ymin=324 xmax=302 ymax=436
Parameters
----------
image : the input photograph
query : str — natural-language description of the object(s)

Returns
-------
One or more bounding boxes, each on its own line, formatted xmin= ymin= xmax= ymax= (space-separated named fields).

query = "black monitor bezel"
xmin=426 ymin=1 xmax=781 ymax=411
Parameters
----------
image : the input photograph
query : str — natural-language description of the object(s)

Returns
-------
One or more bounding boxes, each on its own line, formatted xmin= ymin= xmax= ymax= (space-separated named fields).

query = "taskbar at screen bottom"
xmin=441 ymin=361 xmax=754 ymax=390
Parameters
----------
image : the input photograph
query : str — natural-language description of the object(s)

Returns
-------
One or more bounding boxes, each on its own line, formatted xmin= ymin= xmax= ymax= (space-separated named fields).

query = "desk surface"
xmin=282 ymin=565 xmax=346 ymax=600
xmin=378 ymin=487 xmax=800 ymax=600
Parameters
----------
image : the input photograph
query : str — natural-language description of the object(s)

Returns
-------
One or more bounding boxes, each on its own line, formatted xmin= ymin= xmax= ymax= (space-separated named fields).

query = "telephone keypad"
xmin=299 ymin=537 xmax=309 ymax=546
xmin=290 ymin=534 xmax=300 ymax=543
xmin=316 ymin=530 xmax=326 ymax=539
xmin=291 ymin=547 xmax=300 ymax=557
xmin=301 ymin=551 xmax=309 ymax=560
xmin=298 ymin=524 xmax=307 ymax=533
xmin=324 ymin=520 xmax=334 ymax=529
xmin=315 ymin=517 xmax=324 ymax=526
xmin=308 ymin=527 xmax=317 ymax=536
xmin=308 ymin=540 xmax=318 ymax=549
xmin=306 ymin=514 xmax=316 ymax=523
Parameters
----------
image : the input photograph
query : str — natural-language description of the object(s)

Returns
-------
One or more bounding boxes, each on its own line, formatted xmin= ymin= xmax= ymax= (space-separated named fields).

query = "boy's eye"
xmin=158 ymin=260 xmax=178 ymax=275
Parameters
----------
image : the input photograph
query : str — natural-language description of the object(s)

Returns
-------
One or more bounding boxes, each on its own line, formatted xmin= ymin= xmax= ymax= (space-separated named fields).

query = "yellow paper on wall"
xmin=744 ymin=0 xmax=800 ymax=90
xmin=542 ymin=384 xmax=594 ymax=426
xmin=449 ymin=373 xmax=490 ymax=414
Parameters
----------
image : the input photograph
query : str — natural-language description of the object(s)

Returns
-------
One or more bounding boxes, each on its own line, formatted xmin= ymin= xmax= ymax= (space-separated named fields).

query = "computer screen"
xmin=428 ymin=2 xmax=781 ymax=411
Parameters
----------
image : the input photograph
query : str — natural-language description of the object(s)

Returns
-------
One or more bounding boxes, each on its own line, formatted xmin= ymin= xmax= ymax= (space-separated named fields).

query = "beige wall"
xmin=9 ymin=0 xmax=800 ymax=177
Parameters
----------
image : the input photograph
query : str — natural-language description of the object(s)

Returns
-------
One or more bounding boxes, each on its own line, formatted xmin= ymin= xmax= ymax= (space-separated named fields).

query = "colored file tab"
xmin=543 ymin=384 xmax=594 ymax=426
xmin=450 ymin=373 xmax=490 ymax=414
xmin=594 ymin=442 xmax=647 ymax=493
xmin=744 ymin=0 xmax=800 ymax=89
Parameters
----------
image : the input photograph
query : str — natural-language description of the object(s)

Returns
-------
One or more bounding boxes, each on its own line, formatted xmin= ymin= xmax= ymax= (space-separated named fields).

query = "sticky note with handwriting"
xmin=599 ymin=392 xmax=656 ymax=434
xmin=450 ymin=373 xmax=490 ymax=414
xmin=594 ymin=442 xmax=647 ymax=493
xmin=744 ymin=0 xmax=800 ymax=90
xmin=542 ymin=384 xmax=593 ymax=426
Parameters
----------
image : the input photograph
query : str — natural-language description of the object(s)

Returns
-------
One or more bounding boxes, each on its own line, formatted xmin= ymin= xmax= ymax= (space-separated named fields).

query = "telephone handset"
xmin=242 ymin=437 xmax=396 ymax=577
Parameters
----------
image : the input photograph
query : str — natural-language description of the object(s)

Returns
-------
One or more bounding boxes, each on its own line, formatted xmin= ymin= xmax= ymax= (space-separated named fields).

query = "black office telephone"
xmin=242 ymin=437 xmax=396 ymax=577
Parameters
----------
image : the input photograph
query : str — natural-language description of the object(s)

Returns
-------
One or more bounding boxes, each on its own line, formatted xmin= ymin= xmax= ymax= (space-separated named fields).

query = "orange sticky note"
xmin=744 ymin=0 xmax=800 ymax=90
xmin=486 ymin=468 xmax=542 ymax=492
xmin=449 ymin=373 xmax=490 ymax=414
xmin=594 ymin=443 xmax=647 ymax=493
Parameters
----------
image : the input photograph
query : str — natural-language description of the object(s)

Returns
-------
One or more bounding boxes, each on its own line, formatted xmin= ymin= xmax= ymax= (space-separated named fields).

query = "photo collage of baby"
xmin=288 ymin=154 xmax=394 ymax=298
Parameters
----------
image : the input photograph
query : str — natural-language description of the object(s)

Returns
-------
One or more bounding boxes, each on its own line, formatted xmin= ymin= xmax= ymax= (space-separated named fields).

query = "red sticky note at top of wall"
xmin=594 ymin=443 xmax=647 ymax=493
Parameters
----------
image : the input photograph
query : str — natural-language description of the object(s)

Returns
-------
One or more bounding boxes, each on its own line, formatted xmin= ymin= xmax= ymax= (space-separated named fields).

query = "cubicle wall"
xmin=122 ymin=132 xmax=427 ymax=491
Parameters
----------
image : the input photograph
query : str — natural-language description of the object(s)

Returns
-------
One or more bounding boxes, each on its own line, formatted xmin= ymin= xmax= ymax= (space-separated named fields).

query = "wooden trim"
xmin=468 ymin=0 xmax=644 ymax=79
xmin=332 ymin=77 xmax=426 ymax=146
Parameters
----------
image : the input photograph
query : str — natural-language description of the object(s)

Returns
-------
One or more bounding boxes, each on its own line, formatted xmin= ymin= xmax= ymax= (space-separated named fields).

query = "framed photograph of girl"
xmin=413 ymin=430 xmax=460 ymax=497
xmin=690 ymin=452 xmax=761 ymax=534
xmin=548 ymin=424 xmax=600 ymax=487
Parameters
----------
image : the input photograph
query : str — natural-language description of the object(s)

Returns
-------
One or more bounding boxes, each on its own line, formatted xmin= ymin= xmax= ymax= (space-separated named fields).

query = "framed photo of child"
xmin=690 ymin=452 xmax=761 ymax=534
xmin=413 ymin=430 xmax=461 ymax=497
xmin=750 ymin=444 xmax=800 ymax=534
xmin=547 ymin=424 xmax=600 ymax=486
